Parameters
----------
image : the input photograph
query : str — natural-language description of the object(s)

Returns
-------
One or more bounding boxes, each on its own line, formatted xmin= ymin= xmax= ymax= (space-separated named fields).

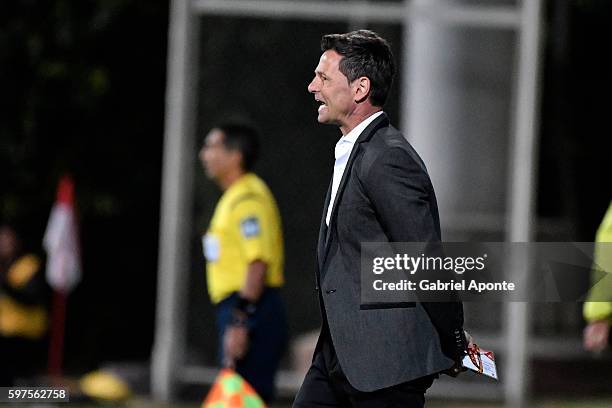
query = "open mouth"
xmin=316 ymin=99 xmax=326 ymax=111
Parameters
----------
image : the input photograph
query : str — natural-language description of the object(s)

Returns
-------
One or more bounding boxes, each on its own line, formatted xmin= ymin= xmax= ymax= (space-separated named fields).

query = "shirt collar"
xmin=334 ymin=111 xmax=384 ymax=160
xmin=339 ymin=111 xmax=384 ymax=145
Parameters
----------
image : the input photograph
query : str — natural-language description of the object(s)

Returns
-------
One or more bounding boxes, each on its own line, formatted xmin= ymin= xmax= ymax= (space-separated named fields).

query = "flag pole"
xmin=43 ymin=174 xmax=81 ymax=381
xmin=47 ymin=290 xmax=67 ymax=377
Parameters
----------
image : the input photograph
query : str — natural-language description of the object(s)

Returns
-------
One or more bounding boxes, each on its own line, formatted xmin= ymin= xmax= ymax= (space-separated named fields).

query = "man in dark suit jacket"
xmin=293 ymin=30 xmax=467 ymax=407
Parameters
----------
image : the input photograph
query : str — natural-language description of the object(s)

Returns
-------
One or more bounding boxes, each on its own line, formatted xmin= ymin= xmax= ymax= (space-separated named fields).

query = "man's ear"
xmin=354 ymin=76 xmax=371 ymax=103
xmin=230 ymin=149 xmax=244 ymax=170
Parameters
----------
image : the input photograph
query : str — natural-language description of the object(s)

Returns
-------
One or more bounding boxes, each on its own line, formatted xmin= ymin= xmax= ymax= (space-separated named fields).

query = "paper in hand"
xmin=461 ymin=344 xmax=498 ymax=380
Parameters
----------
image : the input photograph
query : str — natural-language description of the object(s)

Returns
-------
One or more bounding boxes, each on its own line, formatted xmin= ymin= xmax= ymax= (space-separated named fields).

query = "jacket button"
xmin=315 ymin=285 xmax=320 ymax=292
xmin=325 ymin=289 xmax=336 ymax=294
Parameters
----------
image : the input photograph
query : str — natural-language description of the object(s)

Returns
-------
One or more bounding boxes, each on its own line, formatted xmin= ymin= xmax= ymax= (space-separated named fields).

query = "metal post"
xmin=192 ymin=0 xmax=520 ymax=27
xmin=151 ymin=0 xmax=200 ymax=401
xmin=405 ymin=0 xmax=518 ymax=232
xmin=504 ymin=0 xmax=543 ymax=407
xmin=348 ymin=0 xmax=370 ymax=31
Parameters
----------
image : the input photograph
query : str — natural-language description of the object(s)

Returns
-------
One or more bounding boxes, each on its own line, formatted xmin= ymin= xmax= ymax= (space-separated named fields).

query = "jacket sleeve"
xmin=360 ymin=147 xmax=439 ymax=242
xmin=361 ymin=146 xmax=466 ymax=360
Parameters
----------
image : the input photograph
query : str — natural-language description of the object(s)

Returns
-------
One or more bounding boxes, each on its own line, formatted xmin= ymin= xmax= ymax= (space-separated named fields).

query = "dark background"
xmin=0 ymin=0 xmax=610 ymax=374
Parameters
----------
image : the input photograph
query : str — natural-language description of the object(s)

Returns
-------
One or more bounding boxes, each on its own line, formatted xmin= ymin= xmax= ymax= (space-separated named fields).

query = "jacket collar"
xmin=355 ymin=112 xmax=389 ymax=144
xmin=317 ymin=112 xmax=390 ymax=273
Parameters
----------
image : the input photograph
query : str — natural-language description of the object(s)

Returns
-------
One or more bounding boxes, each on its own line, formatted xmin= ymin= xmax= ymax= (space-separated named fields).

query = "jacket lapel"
xmin=320 ymin=113 xmax=390 ymax=269
xmin=317 ymin=180 xmax=332 ymax=272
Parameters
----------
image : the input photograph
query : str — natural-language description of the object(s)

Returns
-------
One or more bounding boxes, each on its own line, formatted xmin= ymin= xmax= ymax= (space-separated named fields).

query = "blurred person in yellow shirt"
xmin=0 ymin=224 xmax=48 ymax=385
xmin=199 ymin=121 xmax=287 ymax=402
xmin=583 ymin=201 xmax=612 ymax=352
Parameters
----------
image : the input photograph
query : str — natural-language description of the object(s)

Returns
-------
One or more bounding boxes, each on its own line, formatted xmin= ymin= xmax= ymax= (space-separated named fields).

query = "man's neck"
xmin=219 ymin=169 xmax=246 ymax=191
xmin=339 ymin=107 xmax=382 ymax=136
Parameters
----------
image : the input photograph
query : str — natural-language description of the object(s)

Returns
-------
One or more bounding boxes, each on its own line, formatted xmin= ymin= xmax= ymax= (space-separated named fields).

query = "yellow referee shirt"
xmin=583 ymin=201 xmax=612 ymax=322
xmin=204 ymin=173 xmax=284 ymax=304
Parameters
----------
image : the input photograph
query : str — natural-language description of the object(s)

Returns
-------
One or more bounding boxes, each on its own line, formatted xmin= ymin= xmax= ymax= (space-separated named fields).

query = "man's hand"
xmin=223 ymin=325 xmax=249 ymax=368
xmin=443 ymin=330 xmax=474 ymax=377
xmin=464 ymin=330 xmax=474 ymax=349
xmin=444 ymin=362 xmax=465 ymax=377
xmin=583 ymin=320 xmax=610 ymax=353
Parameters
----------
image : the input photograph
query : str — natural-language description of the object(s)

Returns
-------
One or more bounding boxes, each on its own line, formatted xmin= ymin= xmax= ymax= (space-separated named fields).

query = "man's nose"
xmin=307 ymin=77 xmax=318 ymax=93
xmin=199 ymin=147 xmax=208 ymax=161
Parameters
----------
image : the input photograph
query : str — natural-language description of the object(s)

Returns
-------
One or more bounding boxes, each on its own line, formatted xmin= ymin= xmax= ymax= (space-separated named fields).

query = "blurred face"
xmin=307 ymin=50 xmax=358 ymax=131
xmin=199 ymin=129 xmax=240 ymax=183
xmin=0 ymin=227 xmax=17 ymax=260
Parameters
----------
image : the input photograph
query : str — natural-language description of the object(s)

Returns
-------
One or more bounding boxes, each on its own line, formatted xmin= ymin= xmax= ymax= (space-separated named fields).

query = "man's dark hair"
xmin=215 ymin=122 xmax=260 ymax=171
xmin=321 ymin=30 xmax=395 ymax=107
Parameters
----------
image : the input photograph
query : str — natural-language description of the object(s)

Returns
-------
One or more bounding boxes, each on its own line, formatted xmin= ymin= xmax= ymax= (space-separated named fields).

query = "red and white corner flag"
xmin=43 ymin=174 xmax=81 ymax=293
xmin=43 ymin=174 xmax=81 ymax=377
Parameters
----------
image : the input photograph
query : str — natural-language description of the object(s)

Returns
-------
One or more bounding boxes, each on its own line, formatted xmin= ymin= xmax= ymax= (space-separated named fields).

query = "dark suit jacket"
xmin=315 ymin=113 xmax=465 ymax=392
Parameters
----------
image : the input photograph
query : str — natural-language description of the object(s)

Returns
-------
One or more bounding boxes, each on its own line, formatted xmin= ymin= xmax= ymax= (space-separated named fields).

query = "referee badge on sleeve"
xmin=240 ymin=217 xmax=261 ymax=238
xmin=203 ymin=233 xmax=220 ymax=261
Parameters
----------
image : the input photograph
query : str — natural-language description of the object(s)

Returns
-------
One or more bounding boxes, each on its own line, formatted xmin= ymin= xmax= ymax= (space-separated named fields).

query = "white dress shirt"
xmin=326 ymin=111 xmax=384 ymax=226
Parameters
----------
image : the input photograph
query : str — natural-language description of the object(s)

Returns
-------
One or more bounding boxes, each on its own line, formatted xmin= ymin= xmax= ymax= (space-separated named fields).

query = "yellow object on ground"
xmin=79 ymin=370 xmax=131 ymax=402
xmin=202 ymin=368 xmax=266 ymax=408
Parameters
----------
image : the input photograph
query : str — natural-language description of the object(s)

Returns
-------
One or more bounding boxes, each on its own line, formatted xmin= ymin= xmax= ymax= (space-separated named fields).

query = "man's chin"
xmin=316 ymin=114 xmax=332 ymax=124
